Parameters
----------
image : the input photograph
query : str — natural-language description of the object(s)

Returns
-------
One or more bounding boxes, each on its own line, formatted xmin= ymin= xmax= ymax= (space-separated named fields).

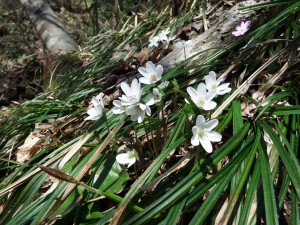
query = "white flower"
xmin=126 ymin=101 xmax=153 ymax=123
xmin=191 ymin=115 xmax=222 ymax=153
xmin=116 ymin=151 xmax=137 ymax=168
xmin=112 ymin=79 xmax=142 ymax=114
xmin=152 ymin=88 xmax=162 ymax=103
xmin=146 ymin=88 xmax=162 ymax=105
xmin=157 ymin=28 xmax=170 ymax=42
xmin=158 ymin=81 xmax=169 ymax=89
xmin=148 ymin=36 xmax=160 ymax=48
xmin=138 ymin=61 xmax=163 ymax=84
xmin=204 ymin=71 xmax=231 ymax=96
xmin=186 ymin=83 xmax=217 ymax=110
xmin=175 ymin=40 xmax=192 ymax=49
xmin=232 ymin=21 xmax=251 ymax=36
xmin=148 ymin=28 xmax=173 ymax=47
xmin=84 ymin=97 xmax=104 ymax=120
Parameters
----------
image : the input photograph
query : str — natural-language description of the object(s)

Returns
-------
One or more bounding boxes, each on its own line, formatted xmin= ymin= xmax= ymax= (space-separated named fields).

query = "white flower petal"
xmin=156 ymin=65 xmax=163 ymax=77
xmin=126 ymin=105 xmax=138 ymax=115
xmin=139 ymin=77 xmax=151 ymax=84
xmin=204 ymin=119 xmax=219 ymax=130
xmin=130 ymin=113 xmax=139 ymax=122
xmin=127 ymin=158 xmax=136 ymax=168
xmin=197 ymin=83 xmax=207 ymax=96
xmin=216 ymin=76 xmax=225 ymax=84
xmin=145 ymin=94 xmax=154 ymax=104
xmin=91 ymin=97 xmax=101 ymax=108
xmin=131 ymin=79 xmax=141 ymax=97
xmin=205 ymin=91 xmax=217 ymax=101
xmin=206 ymin=131 xmax=222 ymax=142
xmin=191 ymin=133 xmax=200 ymax=146
xmin=203 ymin=101 xmax=217 ymax=111
xmin=113 ymin=100 xmax=122 ymax=107
xmin=145 ymin=105 xmax=151 ymax=116
xmin=204 ymin=76 xmax=214 ymax=88
xmin=196 ymin=115 xmax=205 ymax=127
xmin=139 ymin=104 xmax=146 ymax=111
xmin=138 ymin=67 xmax=151 ymax=78
xmin=113 ymin=107 xmax=124 ymax=114
xmin=137 ymin=112 xmax=145 ymax=123
xmin=121 ymin=82 xmax=132 ymax=97
xmin=146 ymin=61 xmax=156 ymax=75
xmin=116 ymin=153 xmax=136 ymax=168
xmin=158 ymin=81 xmax=169 ymax=89
xmin=200 ymin=138 xmax=213 ymax=153
xmin=87 ymin=108 xmax=97 ymax=117
xmin=187 ymin=87 xmax=198 ymax=100
xmin=217 ymin=83 xmax=231 ymax=95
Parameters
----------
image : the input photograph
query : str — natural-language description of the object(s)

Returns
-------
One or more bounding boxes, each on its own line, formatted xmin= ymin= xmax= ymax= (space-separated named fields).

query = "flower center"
xmin=198 ymin=130 xmax=205 ymax=137
xmin=211 ymin=85 xmax=217 ymax=91
xmin=197 ymin=98 xmax=205 ymax=105
xmin=128 ymin=152 xmax=135 ymax=159
xmin=150 ymin=75 xmax=158 ymax=82
xmin=135 ymin=105 xmax=143 ymax=113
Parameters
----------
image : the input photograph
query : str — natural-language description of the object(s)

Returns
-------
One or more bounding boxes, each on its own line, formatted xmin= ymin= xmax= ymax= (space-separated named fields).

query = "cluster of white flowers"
xmin=148 ymin=28 xmax=173 ymax=47
xmin=111 ymin=61 xmax=166 ymax=124
xmin=84 ymin=61 xmax=169 ymax=168
xmin=111 ymin=78 xmax=153 ymax=123
xmin=82 ymin=18 xmax=252 ymax=169
xmin=187 ymin=71 xmax=231 ymax=153
xmin=84 ymin=61 xmax=232 ymax=167
xmin=112 ymin=61 xmax=169 ymax=166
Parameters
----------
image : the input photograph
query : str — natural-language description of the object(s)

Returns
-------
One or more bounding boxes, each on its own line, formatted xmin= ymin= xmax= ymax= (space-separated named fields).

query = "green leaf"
xmin=158 ymin=196 xmax=187 ymax=225
xmin=260 ymin=121 xmax=300 ymax=199
xmin=93 ymin=154 xmax=129 ymax=193
xmin=188 ymin=143 xmax=252 ymax=225
xmin=123 ymin=123 xmax=251 ymax=225
xmin=258 ymin=140 xmax=279 ymax=225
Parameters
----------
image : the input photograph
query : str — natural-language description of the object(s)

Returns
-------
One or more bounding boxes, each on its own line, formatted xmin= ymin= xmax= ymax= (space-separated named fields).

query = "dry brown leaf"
xmin=135 ymin=48 xmax=149 ymax=65
xmin=214 ymin=198 xmax=229 ymax=225
xmin=16 ymin=131 xmax=45 ymax=163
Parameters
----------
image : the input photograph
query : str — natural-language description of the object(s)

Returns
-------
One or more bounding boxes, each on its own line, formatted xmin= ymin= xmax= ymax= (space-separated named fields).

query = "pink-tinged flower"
xmin=191 ymin=115 xmax=222 ymax=153
xmin=232 ymin=21 xmax=251 ymax=36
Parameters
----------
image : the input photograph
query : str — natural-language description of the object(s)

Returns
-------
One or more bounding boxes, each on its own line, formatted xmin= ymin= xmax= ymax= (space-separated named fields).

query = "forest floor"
xmin=0 ymin=1 xmax=92 ymax=106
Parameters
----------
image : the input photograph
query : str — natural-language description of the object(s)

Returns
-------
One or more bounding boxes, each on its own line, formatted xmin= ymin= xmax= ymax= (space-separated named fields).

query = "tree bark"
xmin=19 ymin=0 xmax=78 ymax=55
xmin=160 ymin=0 xmax=269 ymax=69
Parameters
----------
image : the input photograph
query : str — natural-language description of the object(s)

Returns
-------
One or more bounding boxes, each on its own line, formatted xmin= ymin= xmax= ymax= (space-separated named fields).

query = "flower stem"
xmin=77 ymin=181 xmax=143 ymax=212
xmin=133 ymin=124 xmax=145 ymax=163
xmin=103 ymin=110 xmax=111 ymax=134
xmin=142 ymin=121 xmax=157 ymax=158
